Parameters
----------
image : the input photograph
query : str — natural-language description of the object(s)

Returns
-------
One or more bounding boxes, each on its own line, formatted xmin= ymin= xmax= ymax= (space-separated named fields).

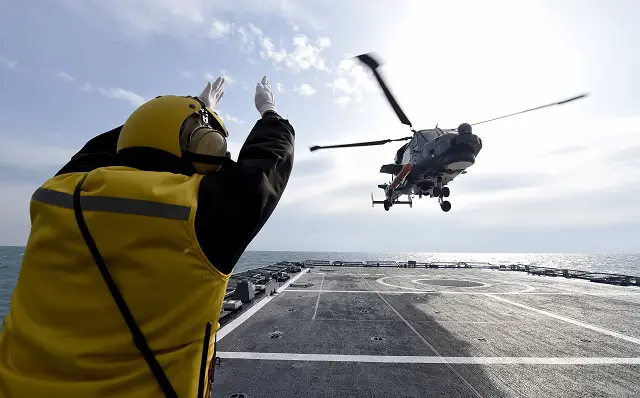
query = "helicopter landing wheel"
xmin=440 ymin=200 xmax=451 ymax=212
xmin=383 ymin=200 xmax=391 ymax=211
xmin=432 ymin=187 xmax=441 ymax=197
xmin=441 ymin=187 xmax=450 ymax=197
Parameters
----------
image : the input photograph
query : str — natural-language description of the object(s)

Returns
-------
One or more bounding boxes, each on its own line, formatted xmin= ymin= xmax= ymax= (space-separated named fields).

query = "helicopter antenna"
xmin=464 ymin=93 xmax=589 ymax=128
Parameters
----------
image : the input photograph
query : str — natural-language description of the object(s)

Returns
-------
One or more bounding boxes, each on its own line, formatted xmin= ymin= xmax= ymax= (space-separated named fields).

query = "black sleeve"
xmin=195 ymin=111 xmax=295 ymax=274
xmin=55 ymin=126 xmax=122 ymax=176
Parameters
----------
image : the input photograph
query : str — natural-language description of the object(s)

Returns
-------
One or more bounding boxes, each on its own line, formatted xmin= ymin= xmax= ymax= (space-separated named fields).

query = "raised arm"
xmin=55 ymin=126 xmax=121 ymax=176
xmin=194 ymin=111 xmax=295 ymax=274
xmin=194 ymin=77 xmax=295 ymax=274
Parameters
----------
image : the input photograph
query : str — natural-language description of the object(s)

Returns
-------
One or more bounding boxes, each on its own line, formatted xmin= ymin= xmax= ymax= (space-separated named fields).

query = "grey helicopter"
xmin=309 ymin=52 xmax=588 ymax=212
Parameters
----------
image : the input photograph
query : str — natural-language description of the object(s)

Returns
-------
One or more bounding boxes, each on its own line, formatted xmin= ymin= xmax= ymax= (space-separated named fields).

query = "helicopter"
xmin=309 ymin=52 xmax=588 ymax=212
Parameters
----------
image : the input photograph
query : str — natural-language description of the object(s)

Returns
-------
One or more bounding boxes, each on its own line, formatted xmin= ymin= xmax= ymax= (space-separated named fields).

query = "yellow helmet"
xmin=117 ymin=95 xmax=230 ymax=173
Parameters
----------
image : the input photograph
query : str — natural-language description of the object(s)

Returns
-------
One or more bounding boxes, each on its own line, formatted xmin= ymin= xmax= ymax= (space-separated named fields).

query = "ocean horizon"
xmin=1 ymin=245 xmax=639 ymax=319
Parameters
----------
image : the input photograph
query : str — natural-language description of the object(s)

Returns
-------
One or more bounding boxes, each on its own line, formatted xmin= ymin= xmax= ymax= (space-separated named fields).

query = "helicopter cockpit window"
xmin=420 ymin=130 xmax=439 ymax=142
xmin=395 ymin=143 xmax=408 ymax=164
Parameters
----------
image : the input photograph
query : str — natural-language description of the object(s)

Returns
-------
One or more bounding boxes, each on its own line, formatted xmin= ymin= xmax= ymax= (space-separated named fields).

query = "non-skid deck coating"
xmin=212 ymin=266 xmax=640 ymax=398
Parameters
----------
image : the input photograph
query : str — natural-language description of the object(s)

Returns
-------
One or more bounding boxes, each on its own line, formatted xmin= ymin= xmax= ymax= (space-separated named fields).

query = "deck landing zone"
xmin=213 ymin=267 xmax=640 ymax=397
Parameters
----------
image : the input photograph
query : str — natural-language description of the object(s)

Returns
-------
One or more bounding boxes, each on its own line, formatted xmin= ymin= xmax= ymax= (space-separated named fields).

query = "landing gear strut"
xmin=432 ymin=187 xmax=450 ymax=198
xmin=434 ymin=182 xmax=452 ymax=212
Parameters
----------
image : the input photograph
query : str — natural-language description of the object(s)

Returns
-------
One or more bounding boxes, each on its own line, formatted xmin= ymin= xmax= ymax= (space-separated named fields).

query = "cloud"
xmin=275 ymin=82 xmax=285 ymax=93
xmin=247 ymin=22 xmax=263 ymax=37
xmin=0 ymin=134 xmax=75 ymax=170
xmin=204 ymin=70 xmax=234 ymax=84
xmin=0 ymin=183 xmax=41 ymax=246
xmin=285 ymin=19 xmax=301 ymax=32
xmin=327 ymin=55 xmax=378 ymax=107
xmin=601 ymin=143 xmax=640 ymax=168
xmin=60 ymin=0 xmax=330 ymax=42
xmin=288 ymin=35 xmax=331 ymax=71
xmin=236 ymin=26 xmax=256 ymax=53
xmin=542 ymin=145 xmax=590 ymax=156
xmin=288 ymin=157 xmax=333 ymax=180
xmin=62 ymin=0 xmax=211 ymax=41
xmin=210 ymin=18 xmax=233 ymax=39
xmin=334 ymin=96 xmax=350 ymax=108
xmin=56 ymin=72 xmax=75 ymax=82
xmin=0 ymin=164 xmax=54 ymax=185
xmin=97 ymin=87 xmax=146 ymax=107
xmin=450 ymin=173 xmax=547 ymax=193
xmin=294 ymin=83 xmax=316 ymax=96
xmin=181 ymin=70 xmax=194 ymax=79
xmin=219 ymin=113 xmax=244 ymax=125
xmin=220 ymin=70 xmax=234 ymax=84
xmin=58 ymin=2 xmax=333 ymax=73
xmin=57 ymin=73 xmax=149 ymax=113
xmin=250 ymin=202 xmax=640 ymax=253
xmin=0 ymin=55 xmax=18 ymax=69
xmin=231 ymin=22 xmax=332 ymax=73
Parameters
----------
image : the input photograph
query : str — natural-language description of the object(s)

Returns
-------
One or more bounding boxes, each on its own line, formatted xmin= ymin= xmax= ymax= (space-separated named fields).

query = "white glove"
xmin=254 ymin=76 xmax=276 ymax=116
xmin=198 ymin=77 xmax=225 ymax=110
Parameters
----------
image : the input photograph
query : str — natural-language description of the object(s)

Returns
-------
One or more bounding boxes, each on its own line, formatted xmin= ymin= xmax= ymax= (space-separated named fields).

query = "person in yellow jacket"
xmin=0 ymin=75 xmax=294 ymax=398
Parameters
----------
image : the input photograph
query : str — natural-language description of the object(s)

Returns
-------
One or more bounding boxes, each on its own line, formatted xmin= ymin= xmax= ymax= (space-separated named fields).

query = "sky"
xmin=0 ymin=0 xmax=639 ymax=253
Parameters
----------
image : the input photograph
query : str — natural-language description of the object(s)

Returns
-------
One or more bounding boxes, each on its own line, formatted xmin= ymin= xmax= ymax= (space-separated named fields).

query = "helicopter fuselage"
xmin=377 ymin=127 xmax=482 ymax=211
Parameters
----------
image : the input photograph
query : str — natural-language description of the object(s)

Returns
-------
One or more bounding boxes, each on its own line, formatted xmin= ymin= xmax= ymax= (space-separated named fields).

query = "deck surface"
xmin=212 ymin=266 xmax=640 ymax=397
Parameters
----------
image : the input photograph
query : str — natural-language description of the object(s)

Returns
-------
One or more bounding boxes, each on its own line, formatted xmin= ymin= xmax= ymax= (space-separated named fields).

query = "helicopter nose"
xmin=453 ymin=132 xmax=482 ymax=154
xmin=443 ymin=148 xmax=476 ymax=171
xmin=443 ymin=132 xmax=482 ymax=171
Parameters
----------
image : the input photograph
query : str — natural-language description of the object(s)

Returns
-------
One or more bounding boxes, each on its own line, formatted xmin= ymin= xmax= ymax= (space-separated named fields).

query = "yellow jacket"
xmin=0 ymin=165 xmax=230 ymax=398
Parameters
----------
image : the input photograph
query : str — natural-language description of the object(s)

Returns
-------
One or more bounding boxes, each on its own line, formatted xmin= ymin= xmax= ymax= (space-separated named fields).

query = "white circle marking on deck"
xmin=411 ymin=278 xmax=491 ymax=289
xmin=376 ymin=275 xmax=535 ymax=294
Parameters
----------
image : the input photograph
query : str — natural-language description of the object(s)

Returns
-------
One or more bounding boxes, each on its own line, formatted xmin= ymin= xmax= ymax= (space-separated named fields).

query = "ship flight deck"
xmin=211 ymin=260 xmax=640 ymax=397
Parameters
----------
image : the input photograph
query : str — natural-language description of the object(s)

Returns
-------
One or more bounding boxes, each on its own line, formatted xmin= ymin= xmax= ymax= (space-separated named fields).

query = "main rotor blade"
xmin=468 ymin=93 xmax=589 ymax=127
xmin=356 ymin=53 xmax=413 ymax=128
xmin=309 ymin=136 xmax=412 ymax=152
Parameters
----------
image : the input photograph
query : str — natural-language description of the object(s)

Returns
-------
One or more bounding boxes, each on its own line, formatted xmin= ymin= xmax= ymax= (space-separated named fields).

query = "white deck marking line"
xmin=312 ymin=273 xmax=325 ymax=320
xmin=535 ymin=283 xmax=640 ymax=302
xmin=376 ymin=276 xmax=425 ymax=291
xmin=216 ymin=268 xmax=310 ymax=341
xmin=411 ymin=278 xmax=490 ymax=289
xmin=313 ymin=318 xmax=401 ymax=322
xmin=283 ymin=289 xmax=631 ymax=296
xmin=216 ymin=352 xmax=640 ymax=365
xmin=486 ymin=294 xmax=640 ymax=346
xmin=357 ymin=272 xmax=484 ymax=398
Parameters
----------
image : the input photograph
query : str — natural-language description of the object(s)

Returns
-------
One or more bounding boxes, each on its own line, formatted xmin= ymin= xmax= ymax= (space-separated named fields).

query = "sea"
xmin=0 ymin=245 xmax=638 ymax=320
